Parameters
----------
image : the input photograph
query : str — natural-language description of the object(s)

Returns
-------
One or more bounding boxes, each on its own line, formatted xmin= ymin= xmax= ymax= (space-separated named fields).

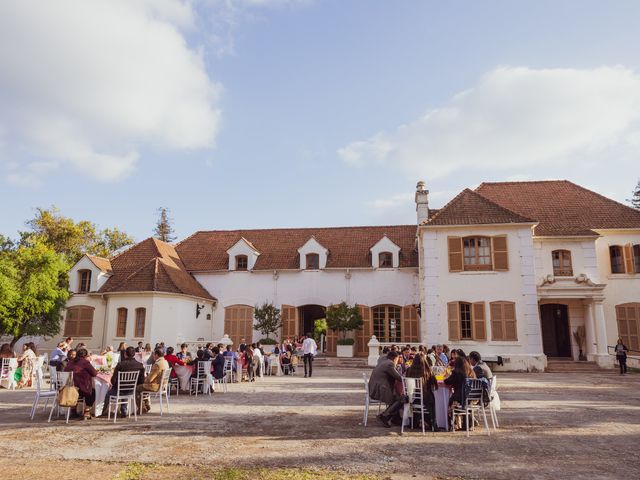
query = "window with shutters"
xmin=634 ymin=245 xmax=640 ymax=274
xmin=372 ymin=305 xmax=401 ymax=342
xmin=447 ymin=301 xmax=486 ymax=341
xmin=552 ymin=250 xmax=573 ymax=276
xmin=449 ymin=235 xmax=508 ymax=272
xmin=609 ymin=246 xmax=624 ymax=274
xmin=379 ymin=252 xmax=393 ymax=268
xmin=78 ymin=270 xmax=91 ymax=293
xmin=224 ymin=305 xmax=254 ymax=347
xmin=616 ymin=303 xmax=640 ymax=351
xmin=490 ymin=301 xmax=518 ymax=341
xmin=306 ymin=253 xmax=320 ymax=270
xmin=134 ymin=308 xmax=146 ymax=338
xmin=235 ymin=255 xmax=248 ymax=271
xmin=116 ymin=308 xmax=128 ymax=337
xmin=63 ymin=306 xmax=94 ymax=337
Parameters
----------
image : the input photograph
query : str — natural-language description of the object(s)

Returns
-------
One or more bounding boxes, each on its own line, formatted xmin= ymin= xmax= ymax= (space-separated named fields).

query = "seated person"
xmin=176 ymin=343 xmax=191 ymax=361
xmin=405 ymin=353 xmax=438 ymax=430
xmin=102 ymin=346 xmax=145 ymax=417
xmin=444 ymin=357 xmax=477 ymax=430
xmin=135 ymin=348 xmax=169 ymax=413
xmin=369 ymin=351 xmax=404 ymax=428
xmin=212 ymin=347 xmax=225 ymax=380
xmin=49 ymin=342 xmax=67 ymax=371
xmin=469 ymin=351 xmax=493 ymax=380
xmin=164 ymin=346 xmax=185 ymax=379
xmin=63 ymin=348 xmax=97 ymax=419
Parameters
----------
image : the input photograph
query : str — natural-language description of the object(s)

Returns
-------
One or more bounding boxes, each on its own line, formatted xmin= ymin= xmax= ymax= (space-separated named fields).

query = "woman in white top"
xmin=17 ymin=342 xmax=37 ymax=388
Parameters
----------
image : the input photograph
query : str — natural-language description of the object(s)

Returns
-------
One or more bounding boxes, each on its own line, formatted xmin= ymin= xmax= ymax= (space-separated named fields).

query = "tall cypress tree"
xmin=154 ymin=207 xmax=176 ymax=243
xmin=629 ymin=180 xmax=640 ymax=210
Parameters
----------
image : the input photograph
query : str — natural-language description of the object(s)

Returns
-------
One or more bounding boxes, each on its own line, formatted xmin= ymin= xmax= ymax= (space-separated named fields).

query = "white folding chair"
xmin=451 ymin=378 xmax=491 ymax=437
xmin=488 ymin=375 xmax=499 ymax=430
xmin=106 ymin=370 xmax=140 ymax=423
xmin=47 ymin=372 xmax=84 ymax=423
xmin=30 ymin=366 xmax=56 ymax=419
xmin=401 ymin=377 xmax=427 ymax=435
xmin=223 ymin=357 xmax=234 ymax=383
xmin=362 ymin=373 xmax=383 ymax=426
xmin=0 ymin=358 xmax=17 ymax=390
xmin=111 ymin=352 xmax=120 ymax=366
xmin=144 ymin=364 xmax=152 ymax=375
xmin=141 ymin=368 xmax=171 ymax=416
xmin=190 ymin=361 xmax=211 ymax=396
xmin=168 ymin=372 xmax=180 ymax=396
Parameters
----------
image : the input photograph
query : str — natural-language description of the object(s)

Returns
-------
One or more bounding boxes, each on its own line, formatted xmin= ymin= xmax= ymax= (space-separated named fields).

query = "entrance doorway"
xmin=298 ymin=305 xmax=325 ymax=339
xmin=540 ymin=303 xmax=571 ymax=357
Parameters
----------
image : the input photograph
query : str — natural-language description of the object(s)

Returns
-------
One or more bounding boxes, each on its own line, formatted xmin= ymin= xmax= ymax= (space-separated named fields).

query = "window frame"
xmin=116 ymin=307 xmax=128 ymax=338
xmin=235 ymin=254 xmax=248 ymax=271
xmin=78 ymin=269 xmax=92 ymax=293
xmin=616 ymin=303 xmax=639 ymax=352
xmin=305 ymin=253 xmax=320 ymax=270
xmin=459 ymin=302 xmax=473 ymax=340
xmin=610 ymin=245 xmax=624 ymax=274
xmin=462 ymin=236 xmax=493 ymax=271
xmin=378 ymin=251 xmax=393 ymax=268
xmin=63 ymin=306 xmax=94 ymax=337
xmin=372 ymin=305 xmax=402 ymax=343
xmin=552 ymin=249 xmax=573 ymax=276
xmin=134 ymin=307 xmax=146 ymax=338
xmin=634 ymin=244 xmax=640 ymax=274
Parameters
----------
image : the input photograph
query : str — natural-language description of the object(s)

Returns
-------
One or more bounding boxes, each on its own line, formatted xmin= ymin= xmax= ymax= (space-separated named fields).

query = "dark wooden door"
xmin=540 ymin=304 xmax=571 ymax=357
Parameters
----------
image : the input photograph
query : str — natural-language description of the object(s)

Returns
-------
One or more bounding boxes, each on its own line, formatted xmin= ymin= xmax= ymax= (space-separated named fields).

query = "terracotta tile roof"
xmin=422 ymin=189 xmax=536 ymax=227
xmin=99 ymin=238 xmax=214 ymax=300
xmin=176 ymin=225 xmax=419 ymax=271
xmin=476 ymin=180 xmax=640 ymax=236
xmin=87 ymin=255 xmax=112 ymax=273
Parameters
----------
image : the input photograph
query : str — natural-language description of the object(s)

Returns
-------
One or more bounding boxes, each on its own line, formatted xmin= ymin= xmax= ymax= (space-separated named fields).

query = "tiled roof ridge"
xmin=100 ymin=256 xmax=158 ymax=293
xmin=86 ymin=254 xmax=112 ymax=272
xmin=423 ymin=188 xmax=536 ymax=225
xmin=562 ymin=180 xmax=640 ymax=218
xmin=181 ymin=224 xmax=418 ymax=237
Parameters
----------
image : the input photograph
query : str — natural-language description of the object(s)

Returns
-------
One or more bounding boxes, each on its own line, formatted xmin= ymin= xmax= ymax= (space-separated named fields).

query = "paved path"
xmin=0 ymin=368 xmax=638 ymax=479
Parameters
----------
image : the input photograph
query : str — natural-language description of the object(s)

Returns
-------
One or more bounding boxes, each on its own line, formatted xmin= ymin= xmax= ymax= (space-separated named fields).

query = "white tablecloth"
xmin=266 ymin=355 xmax=283 ymax=376
xmin=434 ymin=385 xmax=451 ymax=431
xmin=93 ymin=374 xmax=112 ymax=416
xmin=173 ymin=364 xmax=193 ymax=390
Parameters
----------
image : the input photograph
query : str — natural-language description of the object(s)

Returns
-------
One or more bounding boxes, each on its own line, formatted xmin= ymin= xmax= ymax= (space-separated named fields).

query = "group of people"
xmin=0 ymin=341 xmax=43 ymax=388
xmin=369 ymin=343 xmax=493 ymax=431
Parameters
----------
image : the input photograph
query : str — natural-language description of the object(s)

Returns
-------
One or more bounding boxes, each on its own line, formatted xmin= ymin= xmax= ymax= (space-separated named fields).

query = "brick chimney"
xmin=415 ymin=181 xmax=429 ymax=224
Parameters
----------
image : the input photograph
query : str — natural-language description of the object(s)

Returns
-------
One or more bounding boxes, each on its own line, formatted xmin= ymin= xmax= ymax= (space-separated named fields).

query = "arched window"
xmin=134 ymin=308 xmax=146 ymax=338
xmin=552 ymin=250 xmax=573 ymax=276
xmin=378 ymin=252 xmax=393 ymax=268
xmin=116 ymin=308 xmax=128 ymax=337
xmin=462 ymin=236 xmax=492 ymax=270
xmin=372 ymin=305 xmax=401 ymax=342
xmin=78 ymin=269 xmax=91 ymax=293
xmin=609 ymin=246 xmax=624 ymax=274
xmin=235 ymin=255 xmax=248 ymax=271
xmin=64 ymin=306 xmax=94 ymax=337
xmin=306 ymin=253 xmax=320 ymax=270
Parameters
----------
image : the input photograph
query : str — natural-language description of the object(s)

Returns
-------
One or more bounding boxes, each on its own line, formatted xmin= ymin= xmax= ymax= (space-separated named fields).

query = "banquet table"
xmin=93 ymin=372 xmax=113 ymax=416
xmin=173 ymin=364 xmax=194 ymax=390
xmin=266 ymin=355 xmax=283 ymax=376
xmin=434 ymin=381 xmax=451 ymax=431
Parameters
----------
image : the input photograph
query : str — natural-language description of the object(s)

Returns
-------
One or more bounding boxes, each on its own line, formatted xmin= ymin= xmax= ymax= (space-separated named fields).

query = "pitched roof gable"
xmin=176 ymin=225 xmax=419 ymax=271
xmin=422 ymin=188 xmax=536 ymax=227
xmin=476 ymin=180 xmax=640 ymax=236
xmin=86 ymin=255 xmax=112 ymax=273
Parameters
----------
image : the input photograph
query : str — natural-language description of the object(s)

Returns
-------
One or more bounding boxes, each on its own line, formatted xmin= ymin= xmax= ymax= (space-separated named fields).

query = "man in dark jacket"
xmin=100 ymin=346 xmax=145 ymax=416
xmin=368 ymin=351 xmax=403 ymax=427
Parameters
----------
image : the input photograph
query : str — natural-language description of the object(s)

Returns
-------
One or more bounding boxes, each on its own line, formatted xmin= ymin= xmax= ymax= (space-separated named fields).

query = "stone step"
xmin=313 ymin=356 xmax=370 ymax=369
xmin=545 ymin=360 xmax=609 ymax=373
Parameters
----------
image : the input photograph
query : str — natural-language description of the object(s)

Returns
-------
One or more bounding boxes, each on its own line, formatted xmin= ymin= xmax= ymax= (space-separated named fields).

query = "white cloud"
xmin=0 ymin=0 xmax=222 ymax=183
xmin=339 ymin=66 xmax=640 ymax=181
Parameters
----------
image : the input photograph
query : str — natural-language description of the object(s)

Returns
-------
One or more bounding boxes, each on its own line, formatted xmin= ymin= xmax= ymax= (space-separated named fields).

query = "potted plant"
xmin=573 ymin=326 xmax=587 ymax=361
xmin=254 ymin=302 xmax=282 ymax=353
xmin=325 ymin=302 xmax=363 ymax=358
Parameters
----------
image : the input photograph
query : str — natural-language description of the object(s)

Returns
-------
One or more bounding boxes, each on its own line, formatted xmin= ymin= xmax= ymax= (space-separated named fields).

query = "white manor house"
xmin=44 ymin=180 xmax=640 ymax=371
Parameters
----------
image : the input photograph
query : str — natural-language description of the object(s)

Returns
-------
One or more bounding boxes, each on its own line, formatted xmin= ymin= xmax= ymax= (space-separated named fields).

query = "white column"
xmin=594 ymin=300 xmax=608 ymax=356
xmin=367 ymin=335 xmax=380 ymax=367
xmin=583 ymin=301 xmax=597 ymax=360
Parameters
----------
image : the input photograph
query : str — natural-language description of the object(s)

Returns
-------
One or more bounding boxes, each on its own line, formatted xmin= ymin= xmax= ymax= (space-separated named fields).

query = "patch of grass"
xmin=115 ymin=463 xmax=148 ymax=480
xmin=210 ymin=468 xmax=380 ymax=480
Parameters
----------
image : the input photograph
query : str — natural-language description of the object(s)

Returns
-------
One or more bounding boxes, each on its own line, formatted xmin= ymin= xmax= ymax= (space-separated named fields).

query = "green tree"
xmin=253 ymin=302 xmax=282 ymax=340
xmin=0 ymin=242 xmax=70 ymax=346
xmin=20 ymin=207 xmax=134 ymax=262
xmin=314 ymin=318 xmax=327 ymax=343
xmin=154 ymin=207 xmax=176 ymax=243
xmin=325 ymin=302 xmax=363 ymax=340
xmin=629 ymin=179 xmax=640 ymax=209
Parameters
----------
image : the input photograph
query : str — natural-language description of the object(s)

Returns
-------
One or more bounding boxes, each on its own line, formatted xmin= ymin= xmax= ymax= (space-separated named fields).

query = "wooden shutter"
xmin=490 ymin=302 xmax=504 ymax=341
xmin=492 ymin=235 xmax=509 ymax=271
xmin=134 ymin=308 xmax=146 ymax=337
xmin=116 ymin=308 xmax=127 ymax=337
xmin=401 ymin=305 xmax=419 ymax=343
xmin=623 ymin=244 xmax=634 ymax=274
xmin=281 ymin=305 xmax=298 ymax=340
xmin=448 ymin=237 xmax=463 ymax=272
xmin=503 ymin=302 xmax=517 ymax=341
xmin=77 ymin=307 xmax=94 ymax=337
xmin=472 ymin=302 xmax=486 ymax=340
xmin=64 ymin=308 xmax=79 ymax=336
xmin=356 ymin=305 xmax=372 ymax=356
xmin=447 ymin=302 xmax=460 ymax=341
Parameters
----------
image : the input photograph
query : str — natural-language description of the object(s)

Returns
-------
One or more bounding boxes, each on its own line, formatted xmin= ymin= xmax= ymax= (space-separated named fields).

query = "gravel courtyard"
xmin=0 ymin=368 xmax=638 ymax=479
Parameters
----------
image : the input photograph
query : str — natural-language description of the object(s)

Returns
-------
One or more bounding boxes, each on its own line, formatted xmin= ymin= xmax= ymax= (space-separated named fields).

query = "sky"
xmin=1 ymin=0 xmax=640 ymax=242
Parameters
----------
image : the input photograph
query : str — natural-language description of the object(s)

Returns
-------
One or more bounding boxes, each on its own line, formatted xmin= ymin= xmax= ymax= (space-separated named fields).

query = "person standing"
xmin=302 ymin=332 xmax=317 ymax=378
xmin=615 ymin=338 xmax=629 ymax=375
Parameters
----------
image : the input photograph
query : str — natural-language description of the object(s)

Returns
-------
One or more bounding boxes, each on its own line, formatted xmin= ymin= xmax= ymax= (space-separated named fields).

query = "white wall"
xmin=534 ymin=238 xmax=600 ymax=283
xmin=195 ymin=268 xmax=419 ymax=342
xmin=68 ymin=256 xmax=110 ymax=293
xmin=420 ymin=225 xmax=545 ymax=371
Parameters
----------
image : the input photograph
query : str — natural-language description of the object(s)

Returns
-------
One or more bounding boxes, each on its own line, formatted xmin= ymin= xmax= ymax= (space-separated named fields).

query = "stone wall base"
xmin=491 ymin=354 xmax=547 ymax=373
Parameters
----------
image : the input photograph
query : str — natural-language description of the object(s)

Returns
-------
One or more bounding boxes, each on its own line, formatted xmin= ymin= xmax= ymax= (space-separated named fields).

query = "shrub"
xmin=259 ymin=337 xmax=277 ymax=345
xmin=337 ymin=338 xmax=355 ymax=346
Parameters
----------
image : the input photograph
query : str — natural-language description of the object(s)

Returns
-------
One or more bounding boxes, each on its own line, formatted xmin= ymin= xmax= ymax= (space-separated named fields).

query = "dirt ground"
xmin=1 ymin=367 xmax=639 ymax=480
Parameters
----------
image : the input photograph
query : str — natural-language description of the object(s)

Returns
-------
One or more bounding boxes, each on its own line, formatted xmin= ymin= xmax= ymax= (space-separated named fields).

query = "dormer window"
xmin=610 ymin=246 xmax=624 ymax=274
xmin=306 ymin=253 xmax=320 ymax=270
xmin=78 ymin=270 xmax=91 ymax=293
xmin=235 ymin=255 xmax=248 ymax=271
xmin=552 ymin=250 xmax=573 ymax=276
xmin=379 ymin=252 xmax=393 ymax=268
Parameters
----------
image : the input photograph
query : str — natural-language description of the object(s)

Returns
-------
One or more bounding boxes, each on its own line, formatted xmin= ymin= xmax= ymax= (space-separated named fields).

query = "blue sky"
xmin=1 ymin=0 xmax=640 ymax=242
